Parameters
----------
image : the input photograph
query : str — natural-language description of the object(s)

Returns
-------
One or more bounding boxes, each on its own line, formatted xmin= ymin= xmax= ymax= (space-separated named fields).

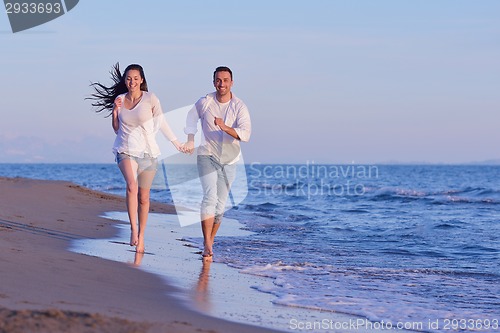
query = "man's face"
xmin=214 ymin=71 xmax=233 ymax=98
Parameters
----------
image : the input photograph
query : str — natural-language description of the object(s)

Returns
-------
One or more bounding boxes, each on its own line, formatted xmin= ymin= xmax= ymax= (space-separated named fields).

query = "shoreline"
xmin=0 ymin=177 xmax=282 ymax=333
xmin=0 ymin=176 xmax=417 ymax=333
xmin=70 ymin=211 xmax=379 ymax=333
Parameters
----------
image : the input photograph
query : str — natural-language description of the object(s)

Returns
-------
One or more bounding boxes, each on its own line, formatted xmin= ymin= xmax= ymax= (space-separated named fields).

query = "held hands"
xmin=172 ymin=140 xmax=194 ymax=154
xmin=172 ymin=140 xmax=187 ymax=154
xmin=180 ymin=141 xmax=195 ymax=154
xmin=171 ymin=118 xmax=226 ymax=154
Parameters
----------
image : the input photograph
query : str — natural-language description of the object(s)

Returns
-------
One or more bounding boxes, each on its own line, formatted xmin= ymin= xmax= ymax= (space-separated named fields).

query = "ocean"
xmin=1 ymin=163 xmax=498 ymax=332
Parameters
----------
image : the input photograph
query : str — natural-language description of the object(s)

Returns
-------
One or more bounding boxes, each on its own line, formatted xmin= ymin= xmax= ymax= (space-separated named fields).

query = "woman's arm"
xmin=112 ymin=96 xmax=121 ymax=133
xmin=150 ymin=93 xmax=186 ymax=152
xmin=182 ymin=103 xmax=201 ymax=154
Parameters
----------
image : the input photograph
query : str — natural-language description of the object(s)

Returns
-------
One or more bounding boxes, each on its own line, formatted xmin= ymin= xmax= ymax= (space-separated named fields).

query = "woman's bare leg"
xmin=136 ymin=169 xmax=156 ymax=253
xmin=118 ymin=159 xmax=139 ymax=246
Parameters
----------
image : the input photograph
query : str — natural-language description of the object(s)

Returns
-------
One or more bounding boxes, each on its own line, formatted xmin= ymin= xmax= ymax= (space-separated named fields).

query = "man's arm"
xmin=214 ymin=118 xmax=240 ymax=140
xmin=183 ymin=103 xmax=200 ymax=154
xmin=214 ymin=103 xmax=251 ymax=141
xmin=183 ymin=134 xmax=196 ymax=154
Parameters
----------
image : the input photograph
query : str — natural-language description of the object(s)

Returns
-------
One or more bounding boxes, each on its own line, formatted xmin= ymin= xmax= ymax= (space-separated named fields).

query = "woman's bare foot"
xmin=136 ymin=234 xmax=145 ymax=253
xmin=130 ymin=228 xmax=139 ymax=246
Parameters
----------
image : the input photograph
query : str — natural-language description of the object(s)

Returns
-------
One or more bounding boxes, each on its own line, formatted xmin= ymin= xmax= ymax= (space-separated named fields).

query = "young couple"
xmin=89 ymin=64 xmax=251 ymax=261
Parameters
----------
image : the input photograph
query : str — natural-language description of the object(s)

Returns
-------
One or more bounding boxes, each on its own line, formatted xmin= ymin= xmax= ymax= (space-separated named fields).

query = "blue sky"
xmin=1 ymin=0 xmax=499 ymax=164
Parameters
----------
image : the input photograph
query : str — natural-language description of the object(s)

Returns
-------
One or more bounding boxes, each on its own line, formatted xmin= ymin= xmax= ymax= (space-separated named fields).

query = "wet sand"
xmin=69 ymin=211 xmax=362 ymax=332
xmin=0 ymin=177 xmax=282 ymax=333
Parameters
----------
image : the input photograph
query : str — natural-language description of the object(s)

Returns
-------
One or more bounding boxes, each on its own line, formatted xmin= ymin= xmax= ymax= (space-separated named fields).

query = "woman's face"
xmin=125 ymin=69 xmax=143 ymax=93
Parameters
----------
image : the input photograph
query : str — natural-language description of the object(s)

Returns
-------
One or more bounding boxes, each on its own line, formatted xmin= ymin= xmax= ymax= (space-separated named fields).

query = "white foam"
xmin=239 ymin=262 xmax=499 ymax=333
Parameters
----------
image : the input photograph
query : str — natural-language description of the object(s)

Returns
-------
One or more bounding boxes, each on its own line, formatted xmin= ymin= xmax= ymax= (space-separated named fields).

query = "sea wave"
xmin=362 ymin=186 xmax=500 ymax=205
xmin=239 ymin=261 xmax=500 ymax=332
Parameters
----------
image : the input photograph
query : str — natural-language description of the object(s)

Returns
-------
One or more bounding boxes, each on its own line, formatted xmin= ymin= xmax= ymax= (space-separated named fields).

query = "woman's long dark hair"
xmin=87 ymin=63 xmax=149 ymax=116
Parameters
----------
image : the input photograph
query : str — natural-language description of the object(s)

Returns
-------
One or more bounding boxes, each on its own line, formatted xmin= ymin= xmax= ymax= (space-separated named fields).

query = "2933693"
xmin=5 ymin=2 xmax=62 ymax=14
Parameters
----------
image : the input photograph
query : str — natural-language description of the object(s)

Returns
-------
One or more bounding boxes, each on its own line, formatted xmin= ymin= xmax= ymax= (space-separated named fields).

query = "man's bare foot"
xmin=202 ymin=246 xmax=213 ymax=261
xmin=130 ymin=229 xmax=139 ymax=246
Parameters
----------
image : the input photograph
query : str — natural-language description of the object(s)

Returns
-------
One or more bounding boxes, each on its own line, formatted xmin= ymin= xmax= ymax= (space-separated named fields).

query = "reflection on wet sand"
xmin=193 ymin=260 xmax=212 ymax=313
xmin=133 ymin=251 xmax=144 ymax=266
xmin=127 ymin=250 xmax=144 ymax=267
xmin=129 ymin=248 xmax=214 ymax=313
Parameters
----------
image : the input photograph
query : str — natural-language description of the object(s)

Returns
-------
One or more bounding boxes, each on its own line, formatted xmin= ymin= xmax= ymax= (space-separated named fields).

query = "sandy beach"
xmin=0 ymin=177 xmax=283 ymax=333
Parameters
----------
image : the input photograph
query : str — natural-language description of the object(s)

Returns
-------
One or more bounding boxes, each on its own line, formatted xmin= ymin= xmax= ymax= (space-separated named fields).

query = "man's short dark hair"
xmin=213 ymin=66 xmax=233 ymax=81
